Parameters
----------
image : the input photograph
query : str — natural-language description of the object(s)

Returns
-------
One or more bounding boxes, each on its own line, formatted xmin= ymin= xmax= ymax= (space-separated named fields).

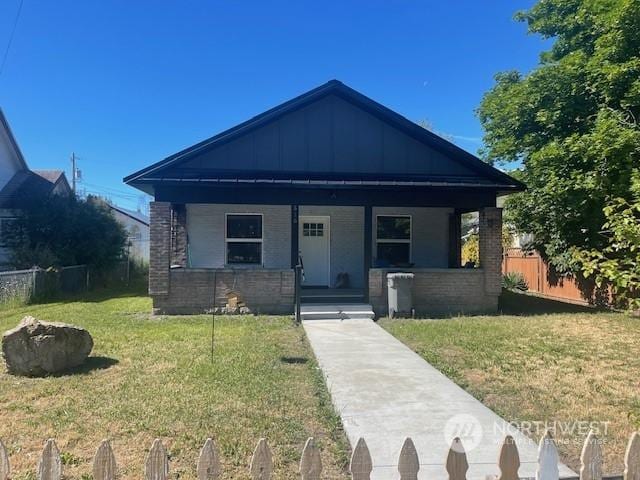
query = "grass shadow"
xmin=499 ymin=290 xmax=600 ymax=316
xmin=30 ymin=282 xmax=148 ymax=307
xmin=52 ymin=356 xmax=119 ymax=376
xmin=280 ymin=356 xmax=309 ymax=365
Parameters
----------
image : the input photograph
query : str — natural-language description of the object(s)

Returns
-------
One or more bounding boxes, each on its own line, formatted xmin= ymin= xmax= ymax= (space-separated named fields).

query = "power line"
xmin=83 ymin=189 xmax=139 ymax=201
xmin=80 ymin=180 xmax=144 ymax=197
xmin=0 ymin=0 xmax=24 ymax=78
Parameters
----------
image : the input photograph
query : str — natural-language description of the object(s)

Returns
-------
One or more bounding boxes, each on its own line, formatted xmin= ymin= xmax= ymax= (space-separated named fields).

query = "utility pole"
xmin=70 ymin=152 xmax=77 ymax=193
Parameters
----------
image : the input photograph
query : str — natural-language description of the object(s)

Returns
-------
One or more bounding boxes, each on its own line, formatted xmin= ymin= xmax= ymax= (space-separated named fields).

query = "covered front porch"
xmin=148 ymin=193 xmax=503 ymax=316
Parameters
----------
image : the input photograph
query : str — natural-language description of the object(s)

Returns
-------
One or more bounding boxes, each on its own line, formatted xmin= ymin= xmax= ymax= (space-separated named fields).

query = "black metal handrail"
xmin=294 ymin=254 xmax=304 ymax=324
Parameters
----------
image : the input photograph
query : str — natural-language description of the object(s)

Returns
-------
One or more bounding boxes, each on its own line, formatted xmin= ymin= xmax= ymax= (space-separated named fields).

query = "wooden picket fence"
xmin=0 ymin=430 xmax=638 ymax=480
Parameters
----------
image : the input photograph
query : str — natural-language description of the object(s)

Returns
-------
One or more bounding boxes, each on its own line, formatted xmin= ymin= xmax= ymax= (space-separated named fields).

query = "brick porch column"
xmin=479 ymin=207 xmax=503 ymax=295
xmin=149 ymin=202 xmax=171 ymax=296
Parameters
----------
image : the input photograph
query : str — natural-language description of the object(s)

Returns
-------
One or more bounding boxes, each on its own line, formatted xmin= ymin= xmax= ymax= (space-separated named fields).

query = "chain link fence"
xmin=0 ymin=261 xmax=133 ymax=304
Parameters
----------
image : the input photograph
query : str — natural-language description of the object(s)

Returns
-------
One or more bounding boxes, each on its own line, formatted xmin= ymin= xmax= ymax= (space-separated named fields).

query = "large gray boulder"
xmin=2 ymin=316 xmax=93 ymax=376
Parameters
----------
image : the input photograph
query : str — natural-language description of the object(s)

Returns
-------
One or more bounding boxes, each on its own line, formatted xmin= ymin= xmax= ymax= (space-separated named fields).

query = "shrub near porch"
xmin=381 ymin=295 xmax=640 ymax=475
xmin=0 ymin=292 xmax=348 ymax=479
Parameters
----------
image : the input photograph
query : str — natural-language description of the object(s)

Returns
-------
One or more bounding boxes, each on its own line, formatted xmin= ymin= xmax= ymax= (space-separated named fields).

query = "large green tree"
xmin=478 ymin=0 xmax=640 ymax=272
xmin=7 ymin=195 xmax=127 ymax=270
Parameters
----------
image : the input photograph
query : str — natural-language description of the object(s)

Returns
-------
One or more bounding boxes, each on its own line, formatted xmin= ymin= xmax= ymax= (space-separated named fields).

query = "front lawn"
xmin=381 ymin=292 xmax=640 ymax=475
xmin=0 ymin=290 xmax=348 ymax=479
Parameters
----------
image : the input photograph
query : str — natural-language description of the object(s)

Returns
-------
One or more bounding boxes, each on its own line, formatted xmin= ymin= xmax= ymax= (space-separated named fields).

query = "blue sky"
xmin=0 ymin=0 xmax=548 ymax=210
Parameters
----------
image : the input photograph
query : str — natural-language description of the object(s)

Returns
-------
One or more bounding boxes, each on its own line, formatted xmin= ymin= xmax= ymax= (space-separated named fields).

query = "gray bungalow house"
xmin=125 ymin=80 xmax=523 ymax=316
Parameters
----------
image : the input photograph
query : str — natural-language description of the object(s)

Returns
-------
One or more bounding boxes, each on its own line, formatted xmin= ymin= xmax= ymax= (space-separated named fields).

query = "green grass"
xmin=381 ymin=291 xmax=640 ymax=475
xmin=0 ymin=288 xmax=349 ymax=479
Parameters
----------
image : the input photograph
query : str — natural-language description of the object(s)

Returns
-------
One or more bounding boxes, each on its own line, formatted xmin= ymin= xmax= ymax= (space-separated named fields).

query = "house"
xmin=0 ymin=109 xmax=72 ymax=268
xmin=106 ymin=203 xmax=150 ymax=262
xmin=125 ymin=80 xmax=524 ymax=316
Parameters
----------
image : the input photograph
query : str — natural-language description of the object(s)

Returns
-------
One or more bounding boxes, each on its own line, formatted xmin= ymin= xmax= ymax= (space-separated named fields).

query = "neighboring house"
xmin=106 ymin=203 xmax=150 ymax=262
xmin=125 ymin=80 xmax=524 ymax=315
xmin=0 ymin=109 xmax=72 ymax=268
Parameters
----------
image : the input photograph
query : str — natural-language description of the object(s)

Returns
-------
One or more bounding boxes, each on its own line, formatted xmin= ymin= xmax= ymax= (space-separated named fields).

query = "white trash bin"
xmin=387 ymin=272 xmax=414 ymax=318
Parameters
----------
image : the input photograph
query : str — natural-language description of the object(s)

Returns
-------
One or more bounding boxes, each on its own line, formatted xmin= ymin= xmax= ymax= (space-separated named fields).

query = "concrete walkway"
xmin=303 ymin=319 xmax=575 ymax=480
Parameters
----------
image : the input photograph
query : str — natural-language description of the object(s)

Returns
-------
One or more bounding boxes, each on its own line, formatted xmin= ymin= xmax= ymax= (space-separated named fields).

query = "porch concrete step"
xmin=300 ymin=288 xmax=365 ymax=304
xmin=300 ymin=303 xmax=375 ymax=321
xmin=300 ymin=296 xmax=365 ymax=304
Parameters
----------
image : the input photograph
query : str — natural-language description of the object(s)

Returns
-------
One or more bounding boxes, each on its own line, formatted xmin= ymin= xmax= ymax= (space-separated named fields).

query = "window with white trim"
xmin=376 ymin=215 xmax=411 ymax=266
xmin=226 ymin=214 xmax=263 ymax=264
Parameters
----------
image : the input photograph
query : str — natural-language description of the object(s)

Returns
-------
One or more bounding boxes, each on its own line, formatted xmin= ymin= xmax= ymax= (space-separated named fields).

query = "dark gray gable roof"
xmin=108 ymin=203 xmax=150 ymax=226
xmin=33 ymin=169 xmax=64 ymax=183
xmin=34 ymin=170 xmax=72 ymax=194
xmin=0 ymin=170 xmax=57 ymax=209
xmin=124 ymin=80 xmax=524 ymax=191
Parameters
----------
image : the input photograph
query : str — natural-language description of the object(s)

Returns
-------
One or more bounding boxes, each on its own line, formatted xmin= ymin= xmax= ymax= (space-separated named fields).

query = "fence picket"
xmin=250 ymin=438 xmax=273 ymax=480
xmin=536 ymin=431 xmax=559 ymax=480
xmin=625 ymin=432 xmax=640 ymax=480
xmin=299 ymin=437 xmax=322 ymax=480
xmin=93 ymin=440 xmax=117 ymax=480
xmin=0 ymin=439 xmax=9 ymax=480
xmin=498 ymin=435 xmax=520 ymax=480
xmin=398 ymin=437 xmax=419 ymax=480
xmin=38 ymin=439 xmax=62 ymax=480
xmin=580 ymin=430 xmax=603 ymax=480
xmin=350 ymin=438 xmax=372 ymax=480
xmin=9 ymin=431 xmax=638 ymax=480
xmin=145 ymin=439 xmax=169 ymax=480
xmin=197 ymin=438 xmax=221 ymax=480
xmin=446 ymin=437 xmax=468 ymax=480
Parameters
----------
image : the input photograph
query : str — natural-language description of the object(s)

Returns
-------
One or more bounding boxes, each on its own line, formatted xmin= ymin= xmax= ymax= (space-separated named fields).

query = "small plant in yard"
xmin=502 ymin=272 xmax=528 ymax=292
xmin=60 ymin=451 xmax=82 ymax=466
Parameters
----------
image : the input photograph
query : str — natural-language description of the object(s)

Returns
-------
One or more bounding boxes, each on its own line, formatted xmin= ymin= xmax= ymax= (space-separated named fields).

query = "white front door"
xmin=299 ymin=216 xmax=330 ymax=286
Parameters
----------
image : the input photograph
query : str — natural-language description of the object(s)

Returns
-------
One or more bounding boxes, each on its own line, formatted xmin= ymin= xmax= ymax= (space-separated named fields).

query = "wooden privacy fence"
xmin=502 ymin=248 xmax=592 ymax=305
xmin=1 ymin=430 xmax=638 ymax=480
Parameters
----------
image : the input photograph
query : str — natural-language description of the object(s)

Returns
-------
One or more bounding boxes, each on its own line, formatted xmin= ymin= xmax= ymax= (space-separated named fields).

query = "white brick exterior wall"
xmin=186 ymin=204 xmax=292 ymax=268
xmin=372 ymin=207 xmax=452 ymax=268
xmin=184 ymin=204 xmax=454 ymax=288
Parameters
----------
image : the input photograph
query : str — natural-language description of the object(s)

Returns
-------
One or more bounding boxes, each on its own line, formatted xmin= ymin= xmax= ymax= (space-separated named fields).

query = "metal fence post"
xmin=31 ymin=268 xmax=38 ymax=301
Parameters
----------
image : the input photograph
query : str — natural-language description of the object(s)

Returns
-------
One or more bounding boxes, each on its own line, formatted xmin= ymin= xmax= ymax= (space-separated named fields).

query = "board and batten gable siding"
xmin=180 ymin=94 xmax=477 ymax=178
xmin=299 ymin=206 xmax=364 ymax=288
xmin=372 ymin=207 xmax=452 ymax=268
xmin=186 ymin=204 xmax=291 ymax=269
